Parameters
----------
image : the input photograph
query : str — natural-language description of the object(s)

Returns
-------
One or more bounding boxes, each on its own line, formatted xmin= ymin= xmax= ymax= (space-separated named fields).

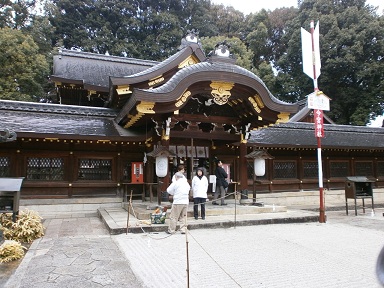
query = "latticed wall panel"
xmin=329 ymin=161 xmax=349 ymax=178
xmin=355 ymin=161 xmax=373 ymax=176
xmin=377 ymin=162 xmax=384 ymax=177
xmin=0 ymin=156 xmax=10 ymax=177
xmin=303 ymin=161 xmax=318 ymax=178
xmin=273 ymin=161 xmax=297 ymax=179
xmin=78 ymin=159 xmax=112 ymax=180
xmin=26 ymin=157 xmax=64 ymax=180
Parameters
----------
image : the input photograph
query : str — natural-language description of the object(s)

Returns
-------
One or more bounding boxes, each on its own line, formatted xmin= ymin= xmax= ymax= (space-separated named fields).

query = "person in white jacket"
xmin=192 ymin=168 xmax=208 ymax=220
xmin=166 ymin=172 xmax=190 ymax=234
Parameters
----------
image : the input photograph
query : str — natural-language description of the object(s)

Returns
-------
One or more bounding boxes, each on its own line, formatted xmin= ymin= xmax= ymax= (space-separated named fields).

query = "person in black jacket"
xmin=212 ymin=160 xmax=228 ymax=206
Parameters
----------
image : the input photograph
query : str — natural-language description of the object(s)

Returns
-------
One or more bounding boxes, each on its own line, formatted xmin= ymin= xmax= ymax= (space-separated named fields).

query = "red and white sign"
xmin=314 ymin=109 xmax=324 ymax=138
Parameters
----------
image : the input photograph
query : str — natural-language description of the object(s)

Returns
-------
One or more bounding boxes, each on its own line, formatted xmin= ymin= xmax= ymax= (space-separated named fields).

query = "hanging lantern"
xmin=254 ymin=158 xmax=266 ymax=176
xmin=155 ymin=155 xmax=168 ymax=177
xmin=245 ymin=149 xmax=274 ymax=177
xmin=147 ymin=146 xmax=176 ymax=178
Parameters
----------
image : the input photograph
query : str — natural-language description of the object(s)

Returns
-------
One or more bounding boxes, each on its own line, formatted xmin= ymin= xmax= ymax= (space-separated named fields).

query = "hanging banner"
xmin=314 ymin=109 xmax=324 ymax=138
xmin=301 ymin=21 xmax=321 ymax=80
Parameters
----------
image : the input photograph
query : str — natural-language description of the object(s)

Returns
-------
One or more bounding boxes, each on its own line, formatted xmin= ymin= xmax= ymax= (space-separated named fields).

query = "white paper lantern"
xmin=156 ymin=156 xmax=168 ymax=177
xmin=254 ymin=158 xmax=265 ymax=176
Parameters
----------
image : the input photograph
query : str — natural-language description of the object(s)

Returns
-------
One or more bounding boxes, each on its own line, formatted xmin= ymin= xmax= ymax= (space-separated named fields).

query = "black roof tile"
xmin=0 ymin=100 xmax=143 ymax=138
xmin=249 ymin=122 xmax=384 ymax=149
xmin=52 ymin=49 xmax=158 ymax=87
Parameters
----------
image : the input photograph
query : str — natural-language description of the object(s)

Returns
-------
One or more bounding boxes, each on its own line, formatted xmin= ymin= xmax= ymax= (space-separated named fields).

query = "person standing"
xmin=213 ymin=160 xmax=228 ymax=206
xmin=166 ymin=172 xmax=190 ymax=234
xmin=171 ymin=164 xmax=185 ymax=182
xmin=192 ymin=168 xmax=208 ymax=220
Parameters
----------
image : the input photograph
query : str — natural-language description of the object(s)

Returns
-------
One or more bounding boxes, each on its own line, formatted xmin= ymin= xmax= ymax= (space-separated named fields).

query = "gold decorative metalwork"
xmin=276 ymin=112 xmax=290 ymax=123
xmin=210 ymin=81 xmax=234 ymax=105
xmin=124 ymin=112 xmax=143 ymax=128
xmin=136 ymin=101 xmax=155 ymax=114
xmin=178 ymin=55 xmax=199 ymax=68
xmin=248 ymin=97 xmax=261 ymax=113
xmin=148 ymin=75 xmax=164 ymax=86
xmin=162 ymin=130 xmax=169 ymax=141
xmin=54 ymin=81 xmax=62 ymax=87
xmin=254 ymin=94 xmax=264 ymax=108
xmin=116 ymin=85 xmax=131 ymax=95
xmin=240 ymin=134 xmax=247 ymax=144
xmin=124 ymin=102 xmax=155 ymax=128
xmin=175 ymin=91 xmax=191 ymax=107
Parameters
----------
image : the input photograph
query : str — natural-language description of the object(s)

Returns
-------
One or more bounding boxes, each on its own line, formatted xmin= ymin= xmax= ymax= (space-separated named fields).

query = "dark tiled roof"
xmin=0 ymin=100 xmax=117 ymax=117
xmin=110 ymin=43 xmax=206 ymax=86
xmin=115 ymin=45 xmax=199 ymax=79
xmin=0 ymin=100 xmax=143 ymax=138
xmin=52 ymin=49 xmax=158 ymax=87
xmin=249 ymin=122 xmax=384 ymax=149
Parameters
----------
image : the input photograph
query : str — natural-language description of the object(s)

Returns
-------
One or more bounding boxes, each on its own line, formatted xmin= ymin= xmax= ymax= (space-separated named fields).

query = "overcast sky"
xmin=211 ymin=0 xmax=383 ymax=126
xmin=211 ymin=0 xmax=383 ymax=15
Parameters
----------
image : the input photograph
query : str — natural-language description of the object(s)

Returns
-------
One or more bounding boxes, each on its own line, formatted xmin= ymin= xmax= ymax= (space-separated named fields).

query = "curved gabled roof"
xmin=110 ymin=43 xmax=206 ymax=86
xmin=116 ymin=60 xmax=298 ymax=125
xmin=135 ymin=61 xmax=293 ymax=109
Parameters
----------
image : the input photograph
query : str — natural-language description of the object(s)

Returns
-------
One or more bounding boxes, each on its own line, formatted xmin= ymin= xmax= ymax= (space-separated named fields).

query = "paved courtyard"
xmin=114 ymin=209 xmax=384 ymax=288
xmin=3 ymin=208 xmax=384 ymax=287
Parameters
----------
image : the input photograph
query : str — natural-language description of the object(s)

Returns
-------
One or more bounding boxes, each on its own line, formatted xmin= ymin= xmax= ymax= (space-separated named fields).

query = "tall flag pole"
xmin=301 ymin=20 xmax=327 ymax=223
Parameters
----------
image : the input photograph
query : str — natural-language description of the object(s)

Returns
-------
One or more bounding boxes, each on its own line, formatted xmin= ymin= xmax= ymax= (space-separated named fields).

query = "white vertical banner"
xmin=301 ymin=21 xmax=321 ymax=79
xmin=313 ymin=21 xmax=321 ymax=78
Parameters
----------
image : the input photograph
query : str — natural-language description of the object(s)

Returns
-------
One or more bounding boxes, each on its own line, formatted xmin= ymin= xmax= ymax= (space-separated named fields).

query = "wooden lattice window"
xmin=377 ymin=162 xmax=384 ymax=177
xmin=0 ymin=156 xmax=10 ymax=177
xmin=78 ymin=159 xmax=112 ymax=180
xmin=355 ymin=161 xmax=373 ymax=176
xmin=330 ymin=161 xmax=349 ymax=178
xmin=273 ymin=161 xmax=297 ymax=179
xmin=303 ymin=161 xmax=318 ymax=178
xmin=26 ymin=157 xmax=64 ymax=180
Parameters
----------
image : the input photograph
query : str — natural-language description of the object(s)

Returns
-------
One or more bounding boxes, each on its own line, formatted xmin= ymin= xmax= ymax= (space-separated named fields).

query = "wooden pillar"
xmin=239 ymin=140 xmax=248 ymax=191
xmin=68 ymin=150 xmax=74 ymax=197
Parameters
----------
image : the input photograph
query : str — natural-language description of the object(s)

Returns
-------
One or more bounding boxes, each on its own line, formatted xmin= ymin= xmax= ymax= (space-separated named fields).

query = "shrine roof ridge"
xmin=58 ymin=49 xmax=159 ymax=66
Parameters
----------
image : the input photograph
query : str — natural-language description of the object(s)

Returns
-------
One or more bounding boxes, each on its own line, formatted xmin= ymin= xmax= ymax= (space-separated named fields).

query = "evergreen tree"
xmin=0 ymin=27 xmax=49 ymax=101
xmin=273 ymin=0 xmax=384 ymax=125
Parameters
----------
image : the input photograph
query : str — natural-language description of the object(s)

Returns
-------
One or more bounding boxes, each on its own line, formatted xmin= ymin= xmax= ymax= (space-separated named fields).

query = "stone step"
xmin=124 ymin=201 xmax=287 ymax=220
xmin=20 ymin=197 xmax=123 ymax=219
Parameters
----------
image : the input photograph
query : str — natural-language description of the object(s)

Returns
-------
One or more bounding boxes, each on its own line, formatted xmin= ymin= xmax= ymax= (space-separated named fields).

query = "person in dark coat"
xmin=212 ymin=160 xmax=228 ymax=206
